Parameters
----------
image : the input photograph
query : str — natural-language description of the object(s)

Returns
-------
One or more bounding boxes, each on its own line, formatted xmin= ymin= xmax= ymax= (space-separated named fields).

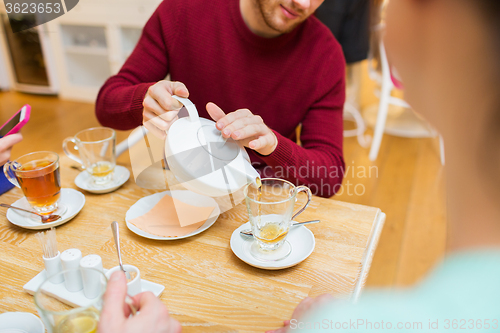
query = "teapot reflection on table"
xmin=120 ymin=96 xmax=261 ymax=197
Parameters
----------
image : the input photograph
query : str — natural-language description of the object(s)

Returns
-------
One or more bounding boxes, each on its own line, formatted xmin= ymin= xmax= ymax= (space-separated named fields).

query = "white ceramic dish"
xmin=23 ymin=268 xmax=165 ymax=308
xmin=6 ymin=189 xmax=85 ymax=230
xmin=0 ymin=312 xmax=44 ymax=333
xmin=75 ymin=165 xmax=130 ymax=194
xmin=230 ymin=222 xmax=315 ymax=270
xmin=125 ymin=190 xmax=220 ymax=240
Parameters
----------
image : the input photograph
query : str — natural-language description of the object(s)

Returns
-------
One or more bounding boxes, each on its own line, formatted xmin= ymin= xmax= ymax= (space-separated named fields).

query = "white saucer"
xmin=6 ymin=188 xmax=85 ymax=230
xmin=230 ymin=222 xmax=315 ymax=270
xmin=125 ymin=190 xmax=220 ymax=240
xmin=0 ymin=312 xmax=44 ymax=333
xmin=74 ymin=165 xmax=130 ymax=194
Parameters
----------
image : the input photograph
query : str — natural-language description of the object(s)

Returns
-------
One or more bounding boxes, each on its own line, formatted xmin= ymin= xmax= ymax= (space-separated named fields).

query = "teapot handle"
xmin=171 ymin=96 xmax=200 ymax=123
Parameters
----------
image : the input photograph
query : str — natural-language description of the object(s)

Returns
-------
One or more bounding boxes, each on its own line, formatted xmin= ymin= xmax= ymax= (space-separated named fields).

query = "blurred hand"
xmin=98 ymin=271 xmax=181 ymax=333
xmin=143 ymin=80 xmax=189 ymax=139
xmin=206 ymin=102 xmax=277 ymax=156
xmin=0 ymin=134 xmax=22 ymax=166
xmin=265 ymin=294 xmax=335 ymax=333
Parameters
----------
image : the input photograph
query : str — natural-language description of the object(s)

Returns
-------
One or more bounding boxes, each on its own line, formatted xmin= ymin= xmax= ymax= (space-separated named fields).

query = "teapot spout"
xmin=225 ymin=159 xmax=261 ymax=190
xmin=246 ymin=165 xmax=261 ymax=188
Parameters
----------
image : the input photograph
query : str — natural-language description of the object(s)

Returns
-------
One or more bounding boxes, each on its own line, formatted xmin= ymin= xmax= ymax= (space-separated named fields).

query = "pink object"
xmin=390 ymin=67 xmax=405 ymax=90
xmin=0 ymin=104 xmax=30 ymax=137
xmin=95 ymin=0 xmax=346 ymax=197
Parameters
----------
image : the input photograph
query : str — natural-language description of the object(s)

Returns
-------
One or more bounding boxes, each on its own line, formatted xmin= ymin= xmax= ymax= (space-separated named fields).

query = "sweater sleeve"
xmin=258 ymin=51 xmax=346 ymax=198
xmin=95 ymin=1 xmax=177 ymax=130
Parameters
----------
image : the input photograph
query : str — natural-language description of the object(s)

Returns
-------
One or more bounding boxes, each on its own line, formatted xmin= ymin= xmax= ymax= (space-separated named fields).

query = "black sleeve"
xmin=315 ymin=0 xmax=371 ymax=64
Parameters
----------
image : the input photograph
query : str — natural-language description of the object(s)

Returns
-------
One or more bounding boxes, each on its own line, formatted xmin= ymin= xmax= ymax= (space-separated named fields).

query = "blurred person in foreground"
xmin=268 ymin=0 xmax=500 ymax=331
xmin=95 ymin=0 xmax=346 ymax=198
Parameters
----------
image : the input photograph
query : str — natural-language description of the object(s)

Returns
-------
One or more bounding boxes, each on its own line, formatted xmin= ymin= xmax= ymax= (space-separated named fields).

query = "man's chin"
xmin=269 ymin=20 xmax=300 ymax=34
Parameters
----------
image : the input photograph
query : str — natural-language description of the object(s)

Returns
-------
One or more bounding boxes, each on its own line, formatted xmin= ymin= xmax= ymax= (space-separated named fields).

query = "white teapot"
xmin=164 ymin=96 xmax=261 ymax=197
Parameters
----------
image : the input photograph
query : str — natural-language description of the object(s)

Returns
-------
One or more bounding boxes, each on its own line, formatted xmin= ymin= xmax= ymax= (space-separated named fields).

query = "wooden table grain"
xmin=0 ymin=144 xmax=385 ymax=333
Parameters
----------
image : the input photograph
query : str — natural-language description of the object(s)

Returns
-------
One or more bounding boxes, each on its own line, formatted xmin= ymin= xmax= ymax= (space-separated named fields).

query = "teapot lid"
xmin=197 ymin=124 xmax=239 ymax=161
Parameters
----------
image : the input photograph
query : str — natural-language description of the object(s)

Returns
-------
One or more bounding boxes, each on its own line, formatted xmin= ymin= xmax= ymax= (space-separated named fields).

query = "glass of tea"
xmin=4 ymin=151 xmax=62 ymax=215
xmin=244 ymin=178 xmax=312 ymax=261
xmin=34 ymin=267 xmax=106 ymax=333
xmin=63 ymin=127 xmax=116 ymax=185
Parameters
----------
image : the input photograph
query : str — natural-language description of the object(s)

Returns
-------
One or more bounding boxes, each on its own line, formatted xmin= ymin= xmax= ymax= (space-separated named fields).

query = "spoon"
xmin=111 ymin=221 xmax=131 ymax=279
xmin=0 ymin=203 xmax=62 ymax=223
xmin=240 ymin=220 xmax=320 ymax=237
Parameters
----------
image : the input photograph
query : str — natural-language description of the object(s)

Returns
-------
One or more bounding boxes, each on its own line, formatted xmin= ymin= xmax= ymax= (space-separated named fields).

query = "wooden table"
xmin=0 ymin=149 xmax=385 ymax=332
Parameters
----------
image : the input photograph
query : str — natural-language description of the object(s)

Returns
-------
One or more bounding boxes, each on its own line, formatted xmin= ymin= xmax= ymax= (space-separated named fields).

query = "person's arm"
xmin=206 ymin=50 xmax=346 ymax=198
xmin=95 ymin=1 xmax=182 ymax=131
xmin=258 ymin=71 xmax=345 ymax=198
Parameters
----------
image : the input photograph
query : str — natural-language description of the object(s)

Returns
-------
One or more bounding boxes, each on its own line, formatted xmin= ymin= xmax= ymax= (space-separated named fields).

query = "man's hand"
xmin=0 ymin=134 xmax=22 ymax=166
xmin=265 ymin=294 xmax=335 ymax=333
xmin=98 ymin=271 xmax=181 ymax=333
xmin=143 ymin=80 xmax=189 ymax=139
xmin=206 ymin=102 xmax=278 ymax=156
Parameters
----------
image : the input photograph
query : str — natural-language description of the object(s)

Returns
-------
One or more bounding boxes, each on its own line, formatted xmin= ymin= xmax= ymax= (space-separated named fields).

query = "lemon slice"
xmin=69 ymin=316 xmax=97 ymax=333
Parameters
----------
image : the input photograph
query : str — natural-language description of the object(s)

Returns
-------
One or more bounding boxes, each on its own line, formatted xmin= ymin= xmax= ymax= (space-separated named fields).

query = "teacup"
xmin=63 ymin=127 xmax=116 ymax=185
xmin=105 ymin=265 xmax=141 ymax=296
xmin=244 ymin=178 xmax=312 ymax=261
xmin=4 ymin=151 xmax=61 ymax=215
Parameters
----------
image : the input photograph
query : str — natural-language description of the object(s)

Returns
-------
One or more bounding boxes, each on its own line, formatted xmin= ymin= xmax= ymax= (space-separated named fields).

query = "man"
xmin=96 ymin=0 xmax=346 ymax=198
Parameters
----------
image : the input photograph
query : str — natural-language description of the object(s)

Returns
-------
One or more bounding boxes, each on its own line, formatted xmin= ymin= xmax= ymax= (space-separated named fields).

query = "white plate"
xmin=75 ymin=165 xmax=130 ymax=194
xmin=230 ymin=222 xmax=315 ymax=270
xmin=0 ymin=312 xmax=44 ymax=333
xmin=23 ymin=268 xmax=165 ymax=308
xmin=6 ymin=189 xmax=85 ymax=230
xmin=125 ymin=190 xmax=220 ymax=240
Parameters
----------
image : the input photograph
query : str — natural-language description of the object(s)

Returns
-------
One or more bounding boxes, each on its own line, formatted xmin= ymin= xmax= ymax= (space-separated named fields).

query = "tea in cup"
xmin=245 ymin=178 xmax=312 ymax=261
xmin=63 ymin=127 xmax=116 ymax=185
xmin=34 ymin=267 xmax=106 ymax=333
xmin=4 ymin=151 xmax=61 ymax=215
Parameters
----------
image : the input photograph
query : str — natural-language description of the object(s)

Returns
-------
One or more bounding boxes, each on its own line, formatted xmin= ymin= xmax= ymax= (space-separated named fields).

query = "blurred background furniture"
xmin=316 ymin=0 xmax=372 ymax=148
xmin=0 ymin=13 xmax=58 ymax=94
xmin=364 ymin=0 xmax=444 ymax=164
xmin=0 ymin=0 xmax=160 ymax=101
xmin=45 ymin=0 xmax=161 ymax=102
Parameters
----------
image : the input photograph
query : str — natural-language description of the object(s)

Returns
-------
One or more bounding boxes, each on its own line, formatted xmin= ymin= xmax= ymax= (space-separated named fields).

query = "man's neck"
xmin=239 ymin=0 xmax=281 ymax=38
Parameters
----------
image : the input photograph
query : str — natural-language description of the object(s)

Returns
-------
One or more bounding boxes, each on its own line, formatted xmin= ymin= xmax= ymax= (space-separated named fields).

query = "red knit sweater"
xmin=95 ymin=0 xmax=346 ymax=197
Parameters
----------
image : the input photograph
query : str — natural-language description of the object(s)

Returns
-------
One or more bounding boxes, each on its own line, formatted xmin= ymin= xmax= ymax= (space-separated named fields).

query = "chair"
xmin=366 ymin=1 xmax=445 ymax=164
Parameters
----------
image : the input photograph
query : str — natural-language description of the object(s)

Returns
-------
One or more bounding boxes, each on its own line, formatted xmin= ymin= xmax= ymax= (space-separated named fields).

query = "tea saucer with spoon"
xmin=5 ymin=188 xmax=85 ymax=230
xmin=0 ymin=203 xmax=63 ymax=223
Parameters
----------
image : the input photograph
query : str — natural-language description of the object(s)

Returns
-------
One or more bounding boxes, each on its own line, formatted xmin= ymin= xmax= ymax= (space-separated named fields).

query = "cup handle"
xmin=291 ymin=186 xmax=312 ymax=220
xmin=3 ymin=161 xmax=21 ymax=188
xmin=62 ymin=137 xmax=84 ymax=167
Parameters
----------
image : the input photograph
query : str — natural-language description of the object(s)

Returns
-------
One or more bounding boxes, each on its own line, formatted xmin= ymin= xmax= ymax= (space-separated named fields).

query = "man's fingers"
xmin=143 ymin=119 xmax=167 ymax=140
xmin=171 ymin=81 xmax=189 ymax=98
xmin=135 ymin=291 xmax=165 ymax=314
xmin=231 ymin=123 xmax=264 ymax=140
xmin=144 ymin=109 xmax=171 ymax=132
xmin=206 ymin=102 xmax=226 ymax=123
xmin=149 ymin=84 xmax=184 ymax=111
xmin=222 ymin=116 xmax=261 ymax=138
xmin=101 ymin=271 xmax=128 ymax=323
xmin=249 ymin=133 xmax=273 ymax=150
xmin=216 ymin=108 xmax=252 ymax=130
